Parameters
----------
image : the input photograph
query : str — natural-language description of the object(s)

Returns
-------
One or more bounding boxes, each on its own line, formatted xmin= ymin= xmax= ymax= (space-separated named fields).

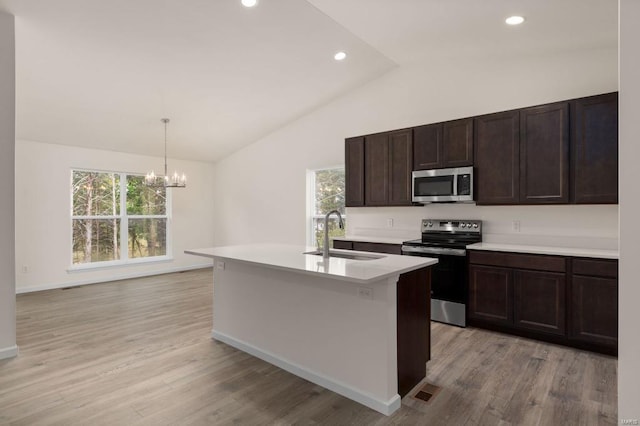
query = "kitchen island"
xmin=185 ymin=244 xmax=437 ymax=415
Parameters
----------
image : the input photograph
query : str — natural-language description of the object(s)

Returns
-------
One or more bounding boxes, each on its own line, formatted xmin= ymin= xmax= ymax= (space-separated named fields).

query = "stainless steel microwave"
xmin=412 ymin=166 xmax=474 ymax=203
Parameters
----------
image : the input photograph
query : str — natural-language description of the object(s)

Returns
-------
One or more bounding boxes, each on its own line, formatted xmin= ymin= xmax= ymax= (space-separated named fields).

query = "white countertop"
xmin=467 ymin=242 xmax=619 ymax=259
xmin=332 ymin=236 xmax=412 ymax=245
xmin=186 ymin=244 xmax=437 ymax=284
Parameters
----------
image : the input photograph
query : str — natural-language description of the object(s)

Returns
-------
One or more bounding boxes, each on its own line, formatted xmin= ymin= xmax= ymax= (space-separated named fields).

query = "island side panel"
xmin=210 ymin=258 xmax=400 ymax=413
xmin=397 ymin=266 xmax=431 ymax=397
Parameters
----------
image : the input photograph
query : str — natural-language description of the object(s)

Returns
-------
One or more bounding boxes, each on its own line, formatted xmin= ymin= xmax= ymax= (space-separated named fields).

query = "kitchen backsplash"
xmin=346 ymin=204 xmax=618 ymax=250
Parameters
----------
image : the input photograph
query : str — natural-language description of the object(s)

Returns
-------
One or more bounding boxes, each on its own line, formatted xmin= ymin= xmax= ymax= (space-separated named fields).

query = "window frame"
xmin=69 ymin=168 xmax=173 ymax=271
xmin=306 ymin=166 xmax=346 ymax=247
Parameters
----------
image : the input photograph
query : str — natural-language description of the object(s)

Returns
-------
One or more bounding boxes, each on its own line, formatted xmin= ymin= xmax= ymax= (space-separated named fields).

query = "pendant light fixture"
xmin=145 ymin=118 xmax=186 ymax=188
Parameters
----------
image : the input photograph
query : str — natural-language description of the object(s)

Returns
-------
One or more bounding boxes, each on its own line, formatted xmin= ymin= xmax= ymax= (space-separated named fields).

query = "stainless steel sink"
xmin=303 ymin=250 xmax=385 ymax=261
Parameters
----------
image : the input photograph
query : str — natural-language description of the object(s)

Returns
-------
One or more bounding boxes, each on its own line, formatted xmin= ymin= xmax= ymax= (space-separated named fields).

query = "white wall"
xmin=213 ymin=47 xmax=618 ymax=248
xmin=618 ymin=0 xmax=640 ymax=420
xmin=0 ymin=12 xmax=17 ymax=359
xmin=14 ymin=140 xmax=214 ymax=293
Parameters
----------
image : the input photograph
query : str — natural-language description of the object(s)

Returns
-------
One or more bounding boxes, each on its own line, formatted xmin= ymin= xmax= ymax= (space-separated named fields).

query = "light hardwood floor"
xmin=0 ymin=269 xmax=617 ymax=425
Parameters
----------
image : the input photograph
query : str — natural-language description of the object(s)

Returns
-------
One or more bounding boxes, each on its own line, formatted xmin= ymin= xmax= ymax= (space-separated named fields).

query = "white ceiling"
xmin=0 ymin=0 xmax=617 ymax=163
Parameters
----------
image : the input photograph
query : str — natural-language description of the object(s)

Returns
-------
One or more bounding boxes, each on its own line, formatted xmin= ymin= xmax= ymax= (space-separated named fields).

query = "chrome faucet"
xmin=323 ymin=210 xmax=344 ymax=259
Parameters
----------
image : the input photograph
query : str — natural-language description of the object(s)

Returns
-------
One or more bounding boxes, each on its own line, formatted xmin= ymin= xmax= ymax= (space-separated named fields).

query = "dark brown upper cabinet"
xmin=413 ymin=118 xmax=473 ymax=170
xmin=345 ymin=136 xmax=365 ymax=207
xmin=364 ymin=129 xmax=413 ymax=206
xmin=571 ymin=92 xmax=619 ymax=204
xmin=519 ymin=102 xmax=570 ymax=204
xmin=365 ymin=133 xmax=389 ymax=206
xmin=474 ymin=111 xmax=520 ymax=204
xmin=413 ymin=123 xmax=441 ymax=170
xmin=388 ymin=129 xmax=413 ymax=205
xmin=346 ymin=92 xmax=618 ymax=207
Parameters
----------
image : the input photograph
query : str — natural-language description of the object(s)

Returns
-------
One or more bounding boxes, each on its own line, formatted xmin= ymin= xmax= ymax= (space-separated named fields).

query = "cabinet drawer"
xmin=353 ymin=242 xmax=402 ymax=255
xmin=469 ymin=251 xmax=566 ymax=273
xmin=572 ymin=258 xmax=618 ymax=278
xmin=332 ymin=240 xmax=353 ymax=250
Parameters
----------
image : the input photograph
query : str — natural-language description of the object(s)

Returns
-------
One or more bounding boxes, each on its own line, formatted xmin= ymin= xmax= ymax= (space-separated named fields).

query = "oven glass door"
xmin=403 ymin=251 xmax=467 ymax=304
xmin=430 ymin=253 xmax=467 ymax=304
xmin=414 ymin=175 xmax=454 ymax=197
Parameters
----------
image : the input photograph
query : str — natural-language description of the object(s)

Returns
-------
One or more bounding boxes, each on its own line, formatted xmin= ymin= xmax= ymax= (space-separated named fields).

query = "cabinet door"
xmin=332 ymin=240 xmax=353 ymax=250
xmin=365 ymin=133 xmax=389 ymax=206
xmin=571 ymin=92 xmax=618 ymax=204
xmin=569 ymin=275 xmax=618 ymax=347
xmin=388 ymin=129 xmax=413 ymax=206
xmin=413 ymin=123 xmax=442 ymax=170
xmin=520 ymin=102 xmax=570 ymax=204
xmin=474 ymin=111 xmax=520 ymax=204
xmin=352 ymin=242 xmax=402 ymax=255
xmin=397 ymin=267 xmax=431 ymax=397
xmin=345 ymin=137 xmax=365 ymax=207
xmin=468 ymin=265 xmax=513 ymax=325
xmin=442 ymin=118 xmax=473 ymax=167
xmin=513 ymin=270 xmax=566 ymax=335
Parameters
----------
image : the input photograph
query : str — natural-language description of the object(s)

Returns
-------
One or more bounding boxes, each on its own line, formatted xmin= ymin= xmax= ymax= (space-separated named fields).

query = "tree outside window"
xmin=72 ymin=170 xmax=168 ymax=266
xmin=309 ymin=167 xmax=346 ymax=248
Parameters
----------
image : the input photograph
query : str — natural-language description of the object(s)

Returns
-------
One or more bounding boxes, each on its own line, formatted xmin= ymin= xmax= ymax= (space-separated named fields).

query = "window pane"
xmin=126 ymin=175 xmax=166 ymax=215
xmin=313 ymin=217 xmax=347 ymax=248
xmin=315 ymin=169 xmax=345 ymax=216
xmin=72 ymin=219 xmax=121 ymax=264
xmin=72 ymin=171 xmax=120 ymax=216
xmin=128 ymin=218 xmax=167 ymax=258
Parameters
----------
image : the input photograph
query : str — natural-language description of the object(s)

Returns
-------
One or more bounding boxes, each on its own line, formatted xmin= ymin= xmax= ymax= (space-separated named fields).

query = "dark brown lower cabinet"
xmin=397 ymin=267 xmax=431 ymax=397
xmin=569 ymin=258 xmax=618 ymax=348
xmin=468 ymin=265 xmax=513 ymax=325
xmin=469 ymin=265 xmax=566 ymax=335
xmin=332 ymin=239 xmax=402 ymax=255
xmin=514 ymin=270 xmax=565 ymax=335
xmin=468 ymin=251 xmax=617 ymax=355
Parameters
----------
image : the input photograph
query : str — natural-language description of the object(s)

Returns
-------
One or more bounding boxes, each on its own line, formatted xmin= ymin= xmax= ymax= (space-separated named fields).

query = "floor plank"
xmin=0 ymin=269 xmax=617 ymax=425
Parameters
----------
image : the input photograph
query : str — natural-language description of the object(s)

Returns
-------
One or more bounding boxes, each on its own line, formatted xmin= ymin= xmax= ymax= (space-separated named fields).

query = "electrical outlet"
xmin=357 ymin=286 xmax=373 ymax=300
xmin=386 ymin=218 xmax=394 ymax=228
xmin=217 ymin=261 xmax=225 ymax=270
xmin=512 ymin=220 xmax=521 ymax=232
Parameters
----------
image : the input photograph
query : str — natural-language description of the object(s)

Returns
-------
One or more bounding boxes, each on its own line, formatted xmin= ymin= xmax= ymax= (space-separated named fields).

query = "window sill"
xmin=67 ymin=256 xmax=174 ymax=273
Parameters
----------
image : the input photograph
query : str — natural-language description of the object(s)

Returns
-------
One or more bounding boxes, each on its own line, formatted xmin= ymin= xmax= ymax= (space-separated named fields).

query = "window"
xmin=307 ymin=167 xmax=346 ymax=247
xmin=71 ymin=170 xmax=169 ymax=267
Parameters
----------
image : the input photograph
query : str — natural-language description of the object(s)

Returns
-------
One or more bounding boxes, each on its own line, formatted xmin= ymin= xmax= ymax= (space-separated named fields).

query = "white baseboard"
xmin=0 ymin=345 xmax=18 ymax=360
xmin=211 ymin=330 xmax=401 ymax=416
xmin=16 ymin=264 xmax=213 ymax=294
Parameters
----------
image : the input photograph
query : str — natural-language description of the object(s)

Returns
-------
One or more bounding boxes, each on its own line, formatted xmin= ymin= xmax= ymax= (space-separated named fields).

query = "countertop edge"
xmin=185 ymin=247 xmax=438 ymax=284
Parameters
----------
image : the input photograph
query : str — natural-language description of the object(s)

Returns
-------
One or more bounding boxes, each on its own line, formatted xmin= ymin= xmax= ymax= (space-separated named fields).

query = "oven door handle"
xmin=401 ymin=246 xmax=467 ymax=257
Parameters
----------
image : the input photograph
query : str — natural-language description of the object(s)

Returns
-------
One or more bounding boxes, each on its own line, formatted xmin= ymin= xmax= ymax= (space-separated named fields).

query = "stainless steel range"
xmin=401 ymin=219 xmax=482 ymax=327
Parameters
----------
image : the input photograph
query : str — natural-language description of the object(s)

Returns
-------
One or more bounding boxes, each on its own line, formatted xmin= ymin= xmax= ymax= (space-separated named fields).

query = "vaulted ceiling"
xmin=0 ymin=0 xmax=617 ymax=162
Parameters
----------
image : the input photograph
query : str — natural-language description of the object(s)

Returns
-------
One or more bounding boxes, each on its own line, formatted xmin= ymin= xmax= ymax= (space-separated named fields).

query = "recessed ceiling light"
xmin=241 ymin=0 xmax=258 ymax=7
xmin=334 ymin=51 xmax=347 ymax=61
xmin=505 ymin=16 xmax=525 ymax=25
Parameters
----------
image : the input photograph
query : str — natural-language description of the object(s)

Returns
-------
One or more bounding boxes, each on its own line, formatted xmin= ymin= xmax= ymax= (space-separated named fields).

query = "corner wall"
xmin=14 ymin=140 xmax=215 ymax=293
xmin=618 ymin=0 xmax=640 ymax=420
xmin=213 ymin=47 xmax=618 ymax=248
xmin=0 ymin=12 xmax=17 ymax=359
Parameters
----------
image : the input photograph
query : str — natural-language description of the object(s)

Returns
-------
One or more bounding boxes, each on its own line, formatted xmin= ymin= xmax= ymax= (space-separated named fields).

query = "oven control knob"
xmin=427 ymin=222 xmax=433 ymax=227
xmin=460 ymin=223 xmax=466 ymax=228
xmin=473 ymin=223 xmax=479 ymax=228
